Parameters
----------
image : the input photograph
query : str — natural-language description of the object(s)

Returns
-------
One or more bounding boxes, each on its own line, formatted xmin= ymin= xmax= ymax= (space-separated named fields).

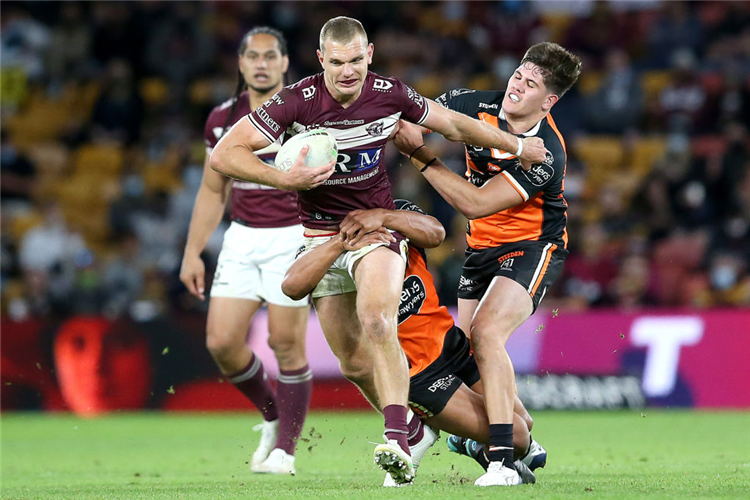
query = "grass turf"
xmin=1 ymin=410 xmax=748 ymax=499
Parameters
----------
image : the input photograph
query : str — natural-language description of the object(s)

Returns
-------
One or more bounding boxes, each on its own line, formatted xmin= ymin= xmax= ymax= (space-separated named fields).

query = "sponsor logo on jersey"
xmin=323 ymin=119 xmax=365 ymax=126
xmin=435 ymin=94 xmax=448 ymax=108
xmin=334 ymin=148 xmax=382 ymax=173
xmin=373 ymin=78 xmax=393 ymax=91
xmin=398 ymin=275 xmax=426 ymax=324
xmin=310 ymin=212 xmax=335 ymax=221
xmin=366 ymin=121 xmax=384 ymax=137
xmin=458 ymin=275 xmax=478 ymax=291
xmin=478 ymin=102 xmax=499 ymax=109
xmin=449 ymin=88 xmax=476 ymax=98
xmin=302 ymin=85 xmax=316 ymax=100
xmin=498 ymin=251 xmax=524 ymax=271
xmin=487 ymin=162 xmax=501 ymax=173
xmin=255 ymin=108 xmax=280 ymax=133
xmin=521 ymin=152 xmax=555 ymax=187
xmin=405 ymin=85 xmax=424 ymax=107
xmin=428 ymin=375 xmax=456 ymax=393
xmin=264 ymin=93 xmax=284 ymax=107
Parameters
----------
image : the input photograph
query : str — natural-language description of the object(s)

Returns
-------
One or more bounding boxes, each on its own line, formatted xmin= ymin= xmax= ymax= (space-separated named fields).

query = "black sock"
xmin=471 ymin=444 xmax=490 ymax=471
xmin=487 ymin=423 xmax=515 ymax=470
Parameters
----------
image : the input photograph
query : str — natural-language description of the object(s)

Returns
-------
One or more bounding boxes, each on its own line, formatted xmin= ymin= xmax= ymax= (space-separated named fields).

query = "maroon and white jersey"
xmin=204 ymin=91 xmax=299 ymax=228
xmin=247 ymin=71 xmax=430 ymax=230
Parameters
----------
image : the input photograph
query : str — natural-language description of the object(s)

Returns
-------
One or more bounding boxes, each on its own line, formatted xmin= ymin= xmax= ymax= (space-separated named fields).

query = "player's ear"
xmin=367 ymin=43 xmax=374 ymax=64
xmin=317 ymin=49 xmax=324 ymax=68
xmin=542 ymin=93 xmax=559 ymax=111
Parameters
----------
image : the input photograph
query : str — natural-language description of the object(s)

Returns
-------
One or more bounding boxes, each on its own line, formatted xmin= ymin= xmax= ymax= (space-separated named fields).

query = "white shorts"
xmin=210 ymin=222 xmax=308 ymax=307
xmin=302 ymin=234 xmax=408 ymax=299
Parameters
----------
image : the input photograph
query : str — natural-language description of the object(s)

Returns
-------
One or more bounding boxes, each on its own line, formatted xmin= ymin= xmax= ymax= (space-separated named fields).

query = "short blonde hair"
xmin=319 ymin=16 xmax=368 ymax=52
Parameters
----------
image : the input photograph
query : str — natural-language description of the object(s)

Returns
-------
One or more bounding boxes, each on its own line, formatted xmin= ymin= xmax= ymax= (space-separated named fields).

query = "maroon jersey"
xmin=204 ymin=91 xmax=299 ymax=228
xmin=247 ymin=72 xmax=430 ymax=230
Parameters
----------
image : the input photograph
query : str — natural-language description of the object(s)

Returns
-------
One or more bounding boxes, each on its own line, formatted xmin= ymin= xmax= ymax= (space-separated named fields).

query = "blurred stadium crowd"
xmin=2 ymin=0 xmax=749 ymax=323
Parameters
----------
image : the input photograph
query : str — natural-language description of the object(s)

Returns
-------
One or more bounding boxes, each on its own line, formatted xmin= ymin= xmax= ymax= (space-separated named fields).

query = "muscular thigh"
xmin=313 ymin=293 xmax=366 ymax=363
xmin=353 ymin=246 xmax=406 ymax=317
xmin=472 ymin=276 xmax=533 ymax=341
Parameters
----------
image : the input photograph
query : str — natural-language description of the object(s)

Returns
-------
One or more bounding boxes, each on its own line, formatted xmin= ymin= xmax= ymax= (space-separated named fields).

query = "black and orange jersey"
xmin=394 ymin=200 xmax=456 ymax=377
xmin=435 ymin=89 xmax=569 ymax=249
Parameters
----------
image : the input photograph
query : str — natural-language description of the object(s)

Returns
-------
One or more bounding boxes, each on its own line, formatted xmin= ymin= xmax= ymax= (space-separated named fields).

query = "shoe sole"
xmin=374 ymin=445 xmax=414 ymax=484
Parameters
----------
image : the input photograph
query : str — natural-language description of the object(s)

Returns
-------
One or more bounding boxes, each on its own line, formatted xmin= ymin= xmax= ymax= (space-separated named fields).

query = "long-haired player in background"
xmin=179 ymin=27 xmax=310 ymax=476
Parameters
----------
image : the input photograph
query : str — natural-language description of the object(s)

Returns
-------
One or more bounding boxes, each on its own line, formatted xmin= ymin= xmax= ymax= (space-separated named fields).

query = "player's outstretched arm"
xmin=340 ymin=208 xmax=445 ymax=249
xmin=180 ymin=155 xmax=231 ymax=300
xmin=421 ymin=100 xmax=547 ymax=165
xmin=210 ymin=119 xmax=334 ymax=190
xmin=282 ymin=229 xmax=395 ymax=300
xmin=394 ymin=121 xmax=524 ymax=219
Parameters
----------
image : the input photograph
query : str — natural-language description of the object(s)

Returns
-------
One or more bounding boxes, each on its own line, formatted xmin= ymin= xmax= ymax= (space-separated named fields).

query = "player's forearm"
xmin=183 ymin=183 xmax=229 ymax=258
xmin=382 ymin=210 xmax=445 ymax=249
xmin=410 ymin=151 xmax=489 ymax=220
xmin=452 ymin=113 xmax=519 ymax=153
xmin=282 ymin=239 xmax=343 ymax=300
xmin=210 ymin=145 xmax=288 ymax=189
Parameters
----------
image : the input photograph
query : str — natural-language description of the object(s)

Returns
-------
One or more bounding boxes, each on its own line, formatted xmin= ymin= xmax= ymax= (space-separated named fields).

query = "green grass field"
xmin=2 ymin=410 xmax=748 ymax=499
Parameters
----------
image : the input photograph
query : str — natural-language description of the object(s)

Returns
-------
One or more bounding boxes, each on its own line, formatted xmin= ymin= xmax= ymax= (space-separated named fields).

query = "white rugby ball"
xmin=274 ymin=130 xmax=338 ymax=172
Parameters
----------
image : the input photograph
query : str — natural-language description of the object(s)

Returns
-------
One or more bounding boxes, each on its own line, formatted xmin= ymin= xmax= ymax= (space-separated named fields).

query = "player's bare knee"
xmin=359 ymin=313 xmax=395 ymax=343
xmin=205 ymin=334 xmax=240 ymax=363
xmin=339 ymin=363 xmax=373 ymax=388
xmin=267 ymin=334 xmax=305 ymax=366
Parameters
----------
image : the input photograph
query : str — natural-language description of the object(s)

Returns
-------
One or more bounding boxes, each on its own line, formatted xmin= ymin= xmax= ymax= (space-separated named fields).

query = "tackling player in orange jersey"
xmin=282 ymin=200 xmax=545 ymax=486
xmin=395 ymin=42 xmax=582 ymax=487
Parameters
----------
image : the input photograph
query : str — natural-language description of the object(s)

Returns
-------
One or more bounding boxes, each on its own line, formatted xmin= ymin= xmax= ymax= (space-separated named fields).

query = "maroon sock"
xmin=274 ymin=364 xmax=313 ymax=455
xmin=407 ymin=411 xmax=424 ymax=447
xmin=383 ymin=404 xmax=410 ymax=455
xmin=228 ymin=355 xmax=278 ymax=422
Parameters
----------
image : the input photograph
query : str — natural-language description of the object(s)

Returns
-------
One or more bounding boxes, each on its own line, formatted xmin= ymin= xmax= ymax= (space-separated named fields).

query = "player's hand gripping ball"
xmin=274 ymin=129 xmax=338 ymax=172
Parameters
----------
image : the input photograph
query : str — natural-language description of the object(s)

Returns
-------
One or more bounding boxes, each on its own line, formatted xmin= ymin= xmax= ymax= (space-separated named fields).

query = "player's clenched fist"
xmin=519 ymin=136 xmax=547 ymax=166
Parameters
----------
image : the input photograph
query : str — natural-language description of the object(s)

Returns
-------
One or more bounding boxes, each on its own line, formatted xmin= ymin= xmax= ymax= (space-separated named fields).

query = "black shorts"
xmin=458 ymin=241 xmax=567 ymax=312
xmin=408 ymin=326 xmax=480 ymax=418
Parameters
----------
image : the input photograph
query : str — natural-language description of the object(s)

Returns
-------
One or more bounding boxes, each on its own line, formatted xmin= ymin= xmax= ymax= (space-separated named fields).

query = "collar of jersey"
xmin=499 ymin=108 xmax=543 ymax=137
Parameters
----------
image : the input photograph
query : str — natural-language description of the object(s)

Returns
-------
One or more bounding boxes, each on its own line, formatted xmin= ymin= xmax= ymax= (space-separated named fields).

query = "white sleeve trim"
xmin=500 ymin=170 xmax=529 ymax=201
xmin=246 ymin=114 xmax=277 ymax=144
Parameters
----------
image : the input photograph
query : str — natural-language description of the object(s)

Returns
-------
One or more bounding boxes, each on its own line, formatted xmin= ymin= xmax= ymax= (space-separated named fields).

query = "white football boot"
xmin=374 ymin=437 xmax=415 ymax=485
xmin=250 ymin=419 xmax=278 ymax=472
xmin=474 ymin=460 xmax=522 ymax=486
xmin=383 ymin=424 xmax=439 ymax=486
xmin=253 ymin=448 xmax=296 ymax=475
